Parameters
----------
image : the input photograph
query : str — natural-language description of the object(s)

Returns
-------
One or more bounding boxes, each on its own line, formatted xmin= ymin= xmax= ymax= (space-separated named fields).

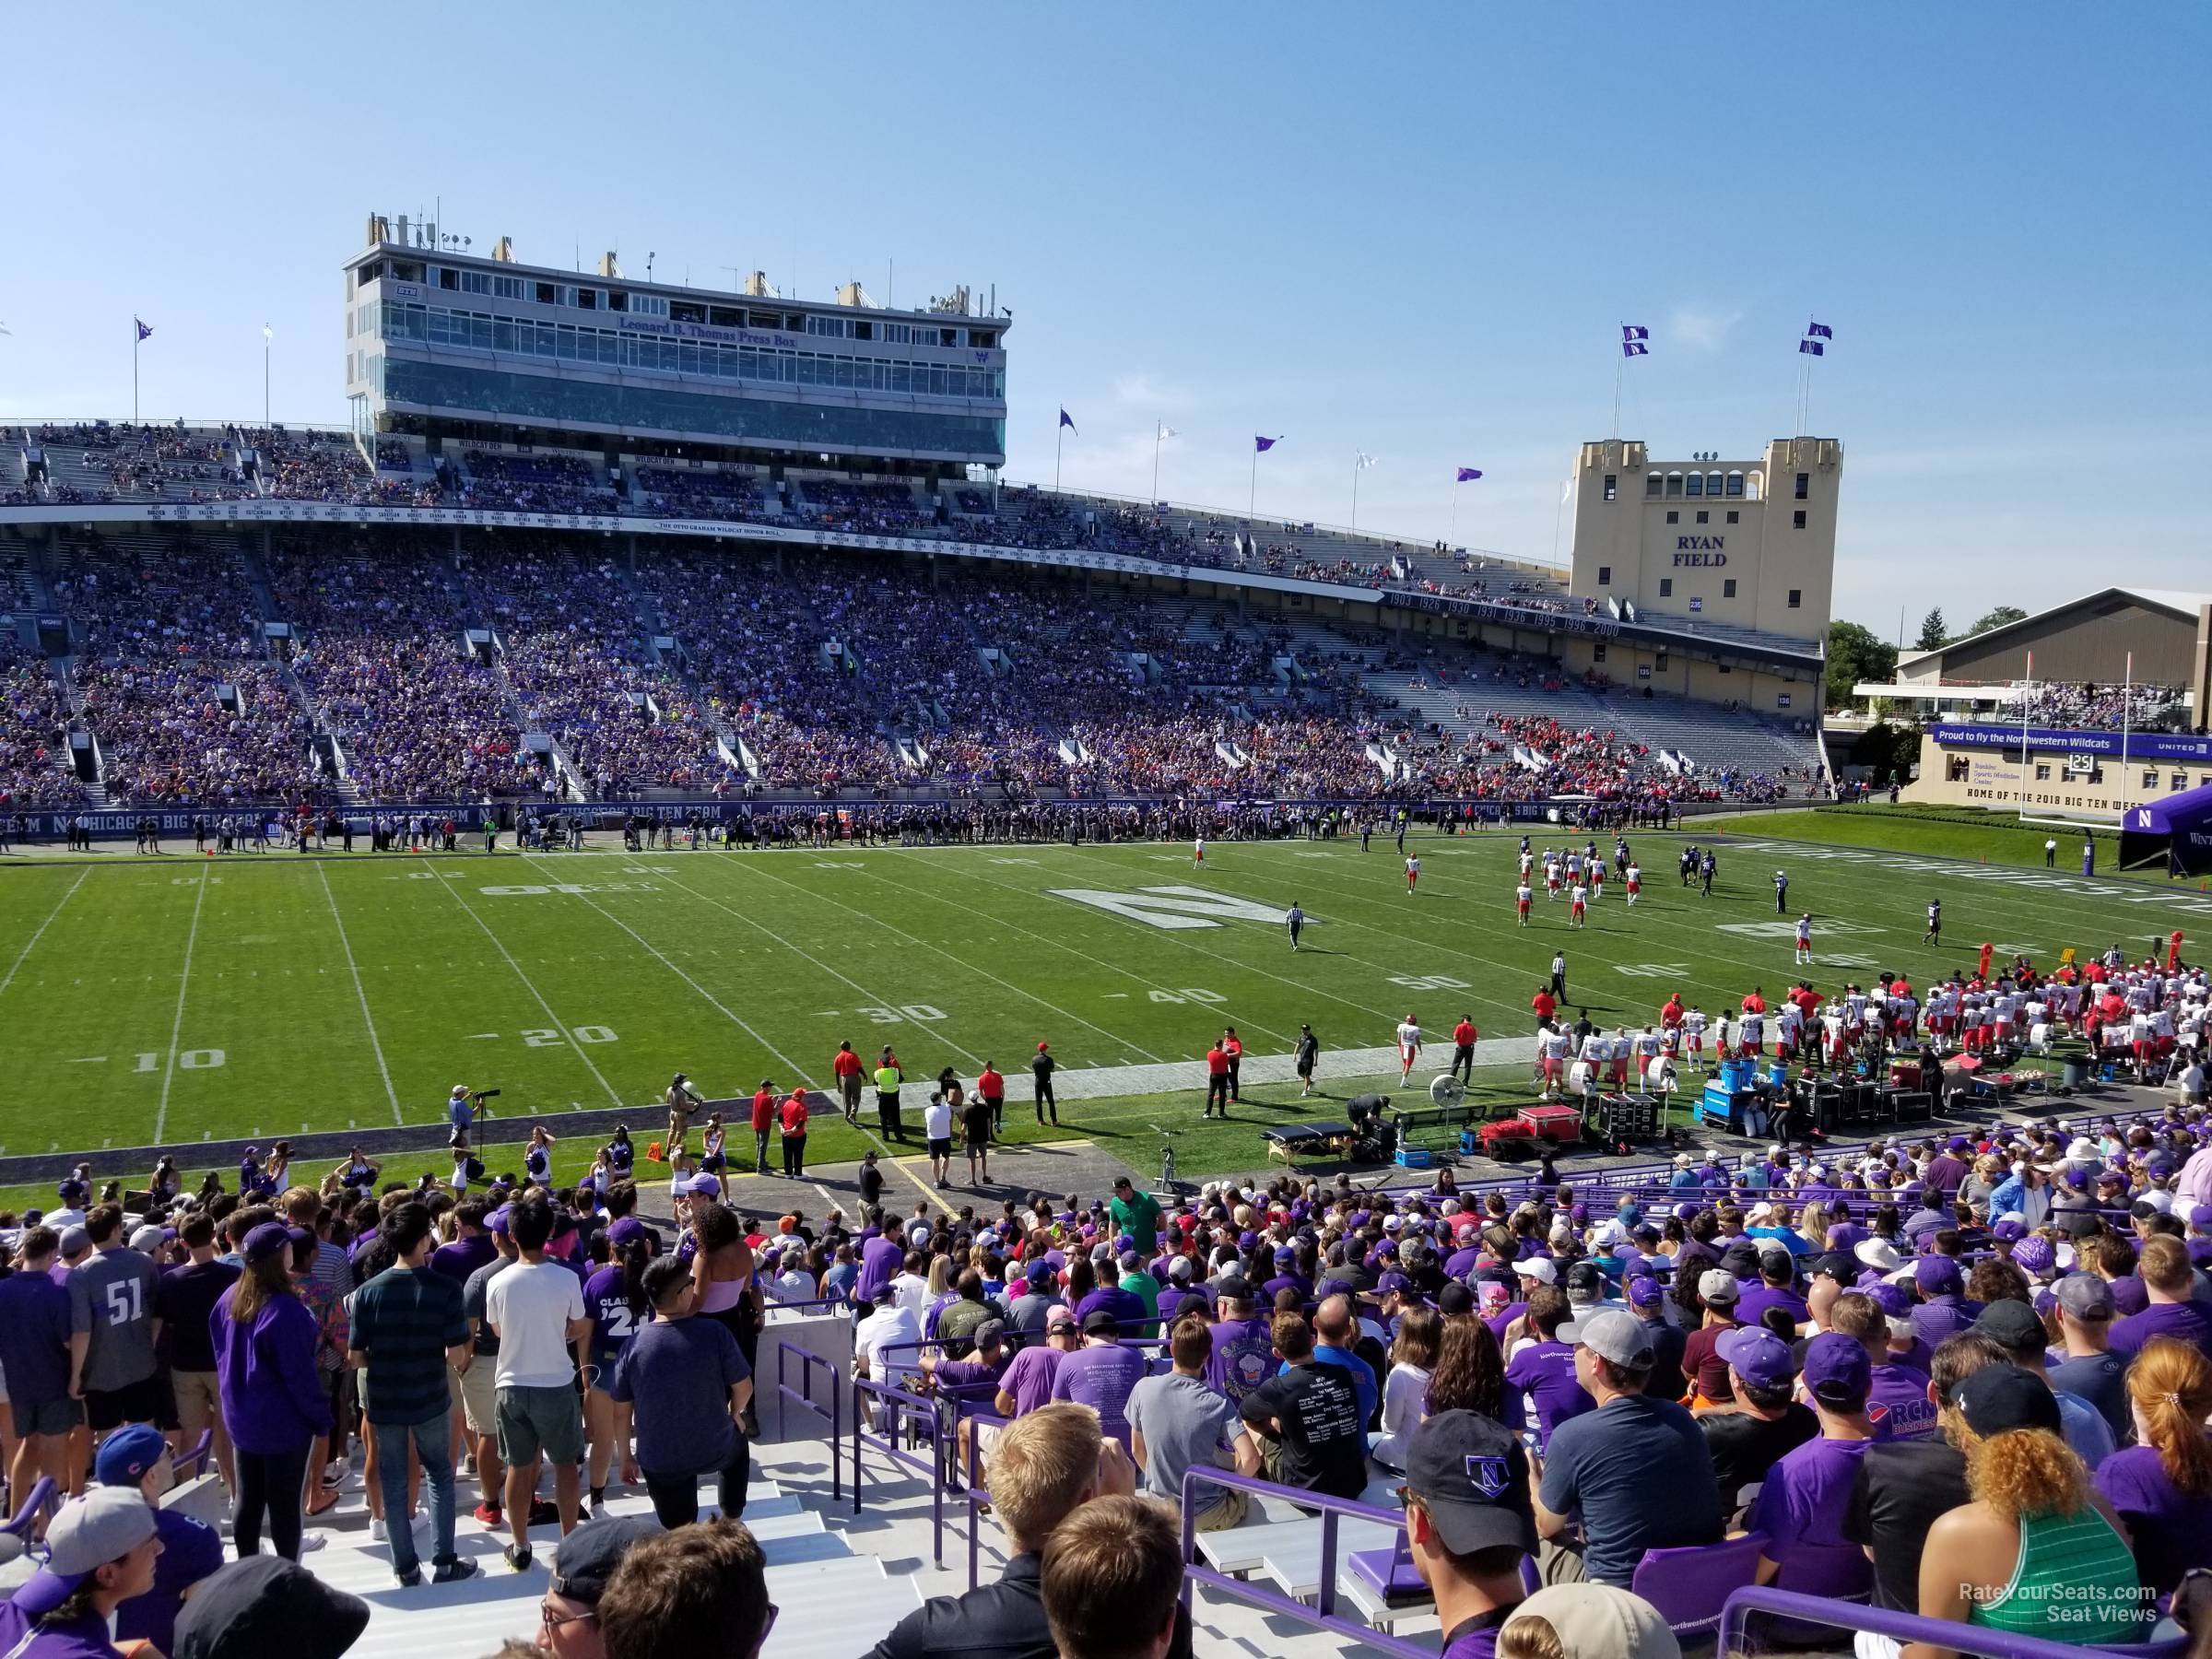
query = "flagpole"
xmin=1612 ymin=352 xmax=1622 ymax=441
xmin=1249 ymin=447 xmax=1257 ymax=522
xmin=263 ymin=325 xmax=271 ymax=427
xmin=1450 ymin=476 xmax=1457 ymax=540
xmin=133 ymin=320 xmax=139 ymax=423
xmin=1351 ymin=455 xmax=1360 ymax=534
xmin=2121 ymin=650 xmax=2133 ymax=806
xmin=2018 ymin=651 xmax=2033 ymax=816
xmin=1054 ymin=421 xmax=1063 ymax=492
xmin=1152 ymin=425 xmax=1162 ymax=501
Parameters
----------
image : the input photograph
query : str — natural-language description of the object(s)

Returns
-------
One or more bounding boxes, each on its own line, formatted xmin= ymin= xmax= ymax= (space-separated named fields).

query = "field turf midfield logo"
xmin=1047 ymin=885 xmax=1292 ymax=931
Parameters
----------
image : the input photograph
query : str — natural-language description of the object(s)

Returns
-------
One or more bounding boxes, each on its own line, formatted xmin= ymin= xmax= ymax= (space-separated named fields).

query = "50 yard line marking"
xmin=0 ymin=868 xmax=88 ymax=1001
xmin=318 ymin=865 xmax=401 ymax=1123
xmin=151 ymin=866 xmax=209 ymax=1145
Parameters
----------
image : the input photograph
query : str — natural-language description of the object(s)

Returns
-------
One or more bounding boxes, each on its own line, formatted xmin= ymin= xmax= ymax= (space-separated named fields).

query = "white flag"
xmin=1560 ymin=477 xmax=1573 ymax=504
xmin=1158 ymin=424 xmax=1179 ymax=441
xmin=1355 ymin=451 xmax=1378 ymax=470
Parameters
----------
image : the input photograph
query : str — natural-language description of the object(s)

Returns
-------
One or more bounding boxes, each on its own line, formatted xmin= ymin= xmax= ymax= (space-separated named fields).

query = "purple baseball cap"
xmin=1914 ymin=1255 xmax=1964 ymax=1295
xmin=1625 ymin=1275 xmax=1663 ymax=1306
xmin=1803 ymin=1331 xmax=1872 ymax=1407
xmin=1715 ymin=1326 xmax=1797 ymax=1389
xmin=2013 ymin=1236 xmax=2055 ymax=1276
xmin=1865 ymin=1282 xmax=1912 ymax=1319
xmin=1991 ymin=1218 xmax=2028 ymax=1242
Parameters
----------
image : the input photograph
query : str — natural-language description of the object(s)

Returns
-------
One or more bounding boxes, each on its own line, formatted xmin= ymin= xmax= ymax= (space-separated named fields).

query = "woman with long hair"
xmin=1424 ymin=1315 xmax=1507 ymax=1421
xmin=2093 ymin=1336 xmax=2212 ymax=1595
xmin=212 ymin=1221 xmax=334 ymax=1559
xmin=1908 ymin=1371 xmax=2147 ymax=1657
xmin=687 ymin=1201 xmax=760 ymax=1417
xmin=582 ymin=1228 xmax=653 ymax=1507
xmin=524 ymin=1124 xmax=557 ymax=1187
xmin=1371 ymin=1305 xmax=1442 ymax=1472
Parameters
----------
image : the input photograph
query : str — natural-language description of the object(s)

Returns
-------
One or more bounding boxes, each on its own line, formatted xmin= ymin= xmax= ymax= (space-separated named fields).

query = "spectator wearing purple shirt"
xmin=854 ymin=1229 xmax=904 ymax=1306
xmin=1736 ymin=1246 xmax=1809 ymax=1331
xmin=1204 ymin=1279 xmax=1276 ymax=1404
xmin=429 ymin=1202 xmax=496 ymax=1287
xmin=2109 ymin=1236 xmax=2212 ymax=1362
xmin=1751 ymin=1333 xmax=1876 ymax=1595
xmin=2091 ymin=1335 xmax=2212 ymax=1596
xmin=1502 ymin=1287 xmax=1594 ymax=1449
xmin=1051 ymin=1311 xmax=1146 ymax=1441
xmin=997 ymin=1310 xmax=1079 ymax=1418
xmin=0 ymin=1226 xmax=82 ymax=1495
xmin=1906 ymin=1255 xmax=1979 ymax=1348
xmin=1841 ymin=1286 xmax=1941 ymax=1442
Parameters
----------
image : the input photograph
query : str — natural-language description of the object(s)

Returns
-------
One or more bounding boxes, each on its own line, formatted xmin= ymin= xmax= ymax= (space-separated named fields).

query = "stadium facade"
xmin=0 ymin=218 xmax=1843 ymax=824
xmin=347 ymin=214 xmax=1008 ymax=471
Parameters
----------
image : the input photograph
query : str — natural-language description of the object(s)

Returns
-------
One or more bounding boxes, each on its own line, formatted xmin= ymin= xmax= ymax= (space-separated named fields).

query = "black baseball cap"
xmin=1952 ymin=1363 xmax=2061 ymax=1437
xmin=1437 ymin=1281 xmax=1475 ymax=1317
xmin=1081 ymin=1308 xmax=1121 ymax=1336
xmin=548 ymin=1515 xmax=663 ymax=1605
xmin=1971 ymin=1299 xmax=2050 ymax=1356
xmin=1404 ymin=1410 xmax=1538 ymax=1556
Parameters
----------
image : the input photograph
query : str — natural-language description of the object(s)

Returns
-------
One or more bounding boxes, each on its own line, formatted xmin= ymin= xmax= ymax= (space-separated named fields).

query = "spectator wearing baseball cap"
xmin=1842 ymin=1330 xmax=2006 ymax=1624
xmin=1698 ymin=1328 xmax=1816 ymax=1508
xmin=92 ymin=1423 xmax=225 ymax=1653
xmin=211 ymin=1221 xmax=333 ymax=1561
xmin=1625 ymin=1277 xmax=1686 ymax=1404
xmin=1746 ymin=1335 xmax=1874 ymax=1594
xmin=1534 ymin=1309 xmax=1723 ymax=1586
xmin=2049 ymin=1274 xmax=2127 ymax=1441
xmin=1500 ymin=1583 xmax=1680 ymax=1659
xmin=1681 ymin=1269 xmax=1744 ymax=1407
xmin=1050 ymin=1311 xmax=1145 ymax=1444
xmin=0 ymin=1487 xmax=163 ymax=1658
xmin=168 ymin=1556 xmax=371 ymax=1659
xmin=1237 ymin=1312 xmax=1368 ymax=1501
xmin=1402 ymin=1410 xmax=1538 ymax=1656
xmin=1204 ymin=1277 xmax=1275 ymax=1406
xmin=1912 ymin=1364 xmax=2149 ymax=1650
xmin=1907 ymin=1254 xmax=1976 ymax=1349
xmin=535 ymin=1515 xmax=661 ymax=1659
xmin=1971 ymin=1299 xmax=2117 ymax=1469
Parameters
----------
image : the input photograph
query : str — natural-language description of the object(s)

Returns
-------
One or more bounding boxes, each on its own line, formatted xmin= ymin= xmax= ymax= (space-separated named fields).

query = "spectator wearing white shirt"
xmin=854 ymin=1282 xmax=924 ymax=1430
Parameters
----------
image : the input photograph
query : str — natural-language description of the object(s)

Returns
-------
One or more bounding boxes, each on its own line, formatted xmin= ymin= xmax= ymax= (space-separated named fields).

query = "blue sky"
xmin=5 ymin=4 xmax=2204 ymax=631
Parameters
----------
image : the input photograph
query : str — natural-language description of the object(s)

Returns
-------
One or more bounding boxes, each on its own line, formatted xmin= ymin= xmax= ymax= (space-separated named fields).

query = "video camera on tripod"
xmin=467 ymin=1087 xmax=501 ymax=1123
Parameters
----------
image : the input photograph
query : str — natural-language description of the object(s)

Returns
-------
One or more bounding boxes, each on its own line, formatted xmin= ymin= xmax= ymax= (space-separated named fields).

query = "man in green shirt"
xmin=1110 ymin=1176 xmax=1162 ymax=1253
xmin=874 ymin=1051 xmax=906 ymax=1140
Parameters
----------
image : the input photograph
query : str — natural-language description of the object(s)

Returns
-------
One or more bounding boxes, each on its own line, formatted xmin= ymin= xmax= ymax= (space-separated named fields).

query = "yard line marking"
xmin=152 ymin=867 xmax=210 ymax=1146
xmin=428 ymin=860 xmax=623 ymax=1107
xmin=318 ymin=864 xmax=402 ymax=1124
xmin=514 ymin=854 xmax=816 ymax=1085
xmin=671 ymin=859 xmax=1168 ymax=1064
xmin=0 ymin=868 xmax=88 ymax=1001
xmin=552 ymin=855 xmax=990 ymax=1074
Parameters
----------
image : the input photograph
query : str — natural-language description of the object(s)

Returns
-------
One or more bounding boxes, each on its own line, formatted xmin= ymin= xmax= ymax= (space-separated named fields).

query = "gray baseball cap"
xmin=45 ymin=1487 xmax=158 ymax=1576
xmin=1559 ymin=1307 xmax=1656 ymax=1370
xmin=2053 ymin=1273 xmax=2115 ymax=1321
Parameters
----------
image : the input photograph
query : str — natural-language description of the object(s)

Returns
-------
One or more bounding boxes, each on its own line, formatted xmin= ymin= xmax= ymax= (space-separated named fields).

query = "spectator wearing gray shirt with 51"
xmin=68 ymin=1204 xmax=164 ymax=1432
xmin=1125 ymin=1314 xmax=1248 ymax=1531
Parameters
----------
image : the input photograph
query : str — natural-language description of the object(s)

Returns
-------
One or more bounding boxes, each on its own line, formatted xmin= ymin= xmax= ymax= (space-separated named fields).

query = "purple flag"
xmin=1798 ymin=339 xmax=1824 ymax=357
xmin=1455 ymin=467 xmax=1483 ymax=482
xmin=1057 ymin=408 xmax=1076 ymax=431
xmin=1806 ymin=321 xmax=1833 ymax=339
xmin=1620 ymin=324 xmax=1648 ymax=342
xmin=1621 ymin=342 xmax=1648 ymax=359
xmin=135 ymin=318 xmax=153 ymax=342
xmin=1254 ymin=435 xmax=1280 ymax=453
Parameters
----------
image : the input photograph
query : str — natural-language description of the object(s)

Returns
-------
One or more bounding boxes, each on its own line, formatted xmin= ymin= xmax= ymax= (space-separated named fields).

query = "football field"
xmin=2 ymin=821 xmax=2207 ymax=1179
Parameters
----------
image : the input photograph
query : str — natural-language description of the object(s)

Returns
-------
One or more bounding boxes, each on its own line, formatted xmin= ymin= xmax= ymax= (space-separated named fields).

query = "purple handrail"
xmin=1718 ymin=1585 xmax=2176 ymax=1659
xmin=771 ymin=1340 xmax=843 ymax=1502
xmin=848 ymin=1375 xmax=948 ymax=1566
xmin=1175 ymin=1465 xmax=1430 ymax=1659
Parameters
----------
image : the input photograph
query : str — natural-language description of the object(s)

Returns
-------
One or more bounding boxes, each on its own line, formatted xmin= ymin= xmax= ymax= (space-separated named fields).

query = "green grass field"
xmin=4 ymin=818 xmax=2209 ymax=1196
xmin=1718 ymin=804 xmax=2128 ymax=869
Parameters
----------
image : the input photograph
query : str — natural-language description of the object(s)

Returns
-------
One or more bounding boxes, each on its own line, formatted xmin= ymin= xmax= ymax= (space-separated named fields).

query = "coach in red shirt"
xmin=1451 ymin=1017 xmax=1478 ymax=1084
xmin=832 ymin=1041 xmax=865 ymax=1124
xmin=1204 ymin=1044 xmax=1230 ymax=1118
xmin=977 ymin=1061 xmax=1006 ymax=1131
xmin=1531 ymin=988 xmax=1557 ymax=1023
xmin=750 ymin=1080 xmax=777 ymax=1174
xmin=779 ymin=1088 xmax=810 ymax=1178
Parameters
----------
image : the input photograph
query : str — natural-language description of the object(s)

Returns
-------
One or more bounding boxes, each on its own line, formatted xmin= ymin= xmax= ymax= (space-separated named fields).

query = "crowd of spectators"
xmin=50 ymin=541 xmax=320 ymax=806
xmin=459 ymin=452 xmax=618 ymax=517
xmin=271 ymin=541 xmax=530 ymax=801
xmin=463 ymin=547 xmax=729 ymax=797
xmin=630 ymin=466 xmax=772 ymax=523
xmin=2018 ymin=681 xmax=2190 ymax=733
xmin=0 ymin=637 xmax=84 ymax=806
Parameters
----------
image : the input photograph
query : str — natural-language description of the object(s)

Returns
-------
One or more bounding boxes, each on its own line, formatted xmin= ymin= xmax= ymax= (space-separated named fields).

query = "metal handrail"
xmin=1718 ymin=1584 xmax=2172 ymax=1659
xmin=1175 ymin=1466 xmax=1430 ymax=1659
xmin=771 ymin=1340 xmax=842 ymax=1501
xmin=848 ymin=1374 xmax=948 ymax=1565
